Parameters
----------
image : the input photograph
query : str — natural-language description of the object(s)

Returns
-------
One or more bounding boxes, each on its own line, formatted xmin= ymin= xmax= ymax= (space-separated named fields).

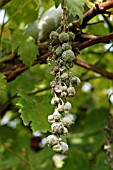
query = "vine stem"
xmin=81 ymin=1 xmax=113 ymax=28
xmin=75 ymin=32 xmax=113 ymax=50
xmin=0 ymin=0 xmax=11 ymax=8
xmin=0 ymin=53 xmax=15 ymax=63
xmin=2 ymin=31 xmax=113 ymax=81
xmin=74 ymin=57 xmax=113 ymax=80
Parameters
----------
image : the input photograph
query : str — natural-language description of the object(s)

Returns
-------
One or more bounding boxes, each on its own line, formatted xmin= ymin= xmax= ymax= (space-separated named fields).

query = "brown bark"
xmin=0 ymin=0 xmax=11 ymax=8
xmin=74 ymin=57 xmax=113 ymax=80
xmin=81 ymin=1 xmax=113 ymax=28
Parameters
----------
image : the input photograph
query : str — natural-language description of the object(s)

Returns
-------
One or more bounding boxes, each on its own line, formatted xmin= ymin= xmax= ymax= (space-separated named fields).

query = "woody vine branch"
xmin=0 ymin=1 xmax=113 ymax=81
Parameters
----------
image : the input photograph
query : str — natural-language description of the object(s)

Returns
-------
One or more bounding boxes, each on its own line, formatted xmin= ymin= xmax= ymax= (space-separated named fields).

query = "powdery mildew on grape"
xmin=47 ymin=6 xmax=81 ymax=157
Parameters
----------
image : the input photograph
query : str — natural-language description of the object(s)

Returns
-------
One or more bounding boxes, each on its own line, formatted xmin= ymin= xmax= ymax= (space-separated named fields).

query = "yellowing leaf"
xmin=85 ymin=0 xmax=95 ymax=8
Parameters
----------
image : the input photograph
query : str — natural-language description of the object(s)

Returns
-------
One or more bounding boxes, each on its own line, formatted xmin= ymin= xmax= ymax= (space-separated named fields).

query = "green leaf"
xmin=16 ymin=91 xmax=52 ymax=132
xmin=1 ymin=38 xmax=11 ymax=53
xmin=67 ymin=0 xmax=85 ymax=23
xmin=7 ymin=0 xmax=38 ymax=25
xmin=0 ymin=125 xmax=17 ymax=141
xmin=0 ymin=135 xmax=30 ymax=170
xmin=11 ymin=31 xmax=24 ymax=53
xmin=92 ymin=153 xmax=110 ymax=170
xmin=29 ymin=146 xmax=54 ymax=170
xmin=54 ymin=0 xmax=61 ymax=8
xmin=18 ymin=36 xmax=39 ymax=66
xmin=81 ymin=108 xmax=108 ymax=135
xmin=8 ymin=64 xmax=52 ymax=96
xmin=62 ymin=148 xmax=89 ymax=170
xmin=11 ymin=32 xmax=39 ymax=66
xmin=0 ymin=155 xmax=19 ymax=170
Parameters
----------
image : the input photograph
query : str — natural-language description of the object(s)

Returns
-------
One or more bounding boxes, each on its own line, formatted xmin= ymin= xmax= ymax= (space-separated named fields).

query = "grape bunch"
xmin=47 ymin=7 xmax=81 ymax=155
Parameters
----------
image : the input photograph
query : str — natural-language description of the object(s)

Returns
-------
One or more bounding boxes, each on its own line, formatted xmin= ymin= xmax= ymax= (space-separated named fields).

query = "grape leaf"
xmin=62 ymin=148 xmax=89 ymax=170
xmin=53 ymin=0 xmax=61 ymax=8
xmin=92 ymin=153 xmax=110 ymax=170
xmin=0 ymin=125 xmax=17 ymax=141
xmin=18 ymin=36 xmax=39 ymax=66
xmin=67 ymin=0 xmax=85 ymax=23
xmin=7 ymin=0 xmax=38 ymax=25
xmin=29 ymin=146 xmax=53 ymax=170
xmin=0 ymin=155 xmax=19 ymax=170
xmin=16 ymin=91 xmax=52 ymax=132
xmin=1 ymin=38 xmax=11 ymax=53
xmin=11 ymin=32 xmax=39 ymax=66
xmin=11 ymin=31 xmax=24 ymax=53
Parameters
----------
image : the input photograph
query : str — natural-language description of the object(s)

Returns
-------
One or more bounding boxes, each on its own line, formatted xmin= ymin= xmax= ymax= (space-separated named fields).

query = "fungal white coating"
xmin=47 ymin=7 xmax=81 ymax=155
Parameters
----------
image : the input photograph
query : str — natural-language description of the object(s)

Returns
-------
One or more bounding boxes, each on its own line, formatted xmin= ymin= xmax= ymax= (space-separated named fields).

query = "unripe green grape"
xmin=62 ymin=50 xmax=75 ymax=62
xmin=68 ymin=31 xmax=75 ymax=41
xmin=52 ymin=143 xmax=62 ymax=153
xmin=65 ymin=62 xmax=74 ymax=69
xmin=50 ymin=31 xmax=59 ymax=40
xmin=62 ymin=43 xmax=72 ymax=51
xmin=55 ymin=46 xmax=63 ymax=56
xmin=59 ymin=32 xmax=69 ymax=43
xmin=52 ymin=142 xmax=68 ymax=154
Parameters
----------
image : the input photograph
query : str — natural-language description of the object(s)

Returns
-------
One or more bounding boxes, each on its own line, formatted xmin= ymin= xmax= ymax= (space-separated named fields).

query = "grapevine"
xmin=46 ymin=6 xmax=81 ymax=155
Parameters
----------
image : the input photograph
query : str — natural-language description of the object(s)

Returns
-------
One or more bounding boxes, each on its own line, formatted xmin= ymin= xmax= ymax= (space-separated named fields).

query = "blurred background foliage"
xmin=0 ymin=0 xmax=113 ymax=169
